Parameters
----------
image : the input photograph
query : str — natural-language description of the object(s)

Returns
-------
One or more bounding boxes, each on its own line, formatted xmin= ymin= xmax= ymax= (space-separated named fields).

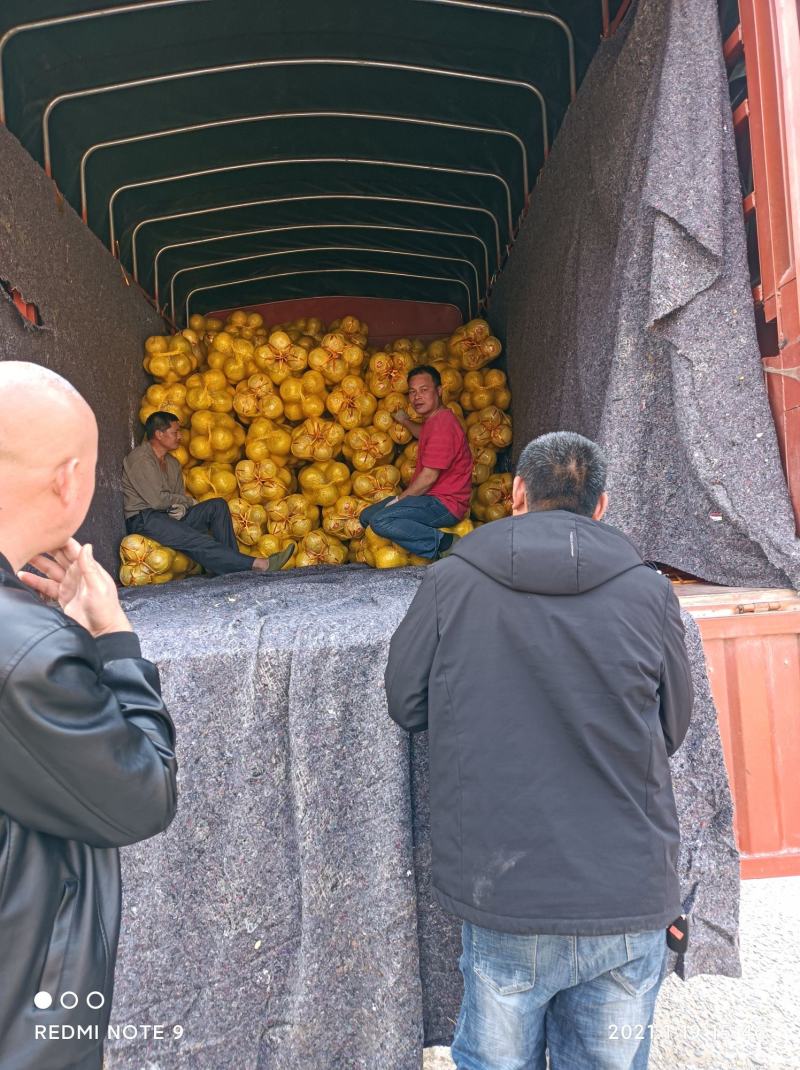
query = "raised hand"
xmin=20 ymin=540 xmax=132 ymax=638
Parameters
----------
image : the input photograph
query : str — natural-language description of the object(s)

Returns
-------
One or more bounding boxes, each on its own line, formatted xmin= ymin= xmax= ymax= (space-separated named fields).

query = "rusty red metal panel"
xmin=681 ymin=584 xmax=800 ymax=878
xmin=209 ymin=296 xmax=463 ymax=345
xmin=738 ymin=0 xmax=800 ymax=526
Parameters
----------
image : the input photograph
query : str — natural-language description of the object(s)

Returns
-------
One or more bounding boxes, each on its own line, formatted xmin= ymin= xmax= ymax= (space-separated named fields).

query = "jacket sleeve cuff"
xmin=95 ymin=631 xmax=143 ymax=663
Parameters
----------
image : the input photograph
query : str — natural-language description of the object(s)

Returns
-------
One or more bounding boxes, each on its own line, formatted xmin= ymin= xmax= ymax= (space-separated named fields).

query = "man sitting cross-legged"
xmin=122 ymin=411 xmax=293 ymax=575
xmin=359 ymin=365 xmax=472 ymax=560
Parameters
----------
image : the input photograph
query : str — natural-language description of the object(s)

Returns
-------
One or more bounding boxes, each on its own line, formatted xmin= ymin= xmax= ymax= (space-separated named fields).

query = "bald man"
xmin=0 ymin=362 xmax=178 ymax=1070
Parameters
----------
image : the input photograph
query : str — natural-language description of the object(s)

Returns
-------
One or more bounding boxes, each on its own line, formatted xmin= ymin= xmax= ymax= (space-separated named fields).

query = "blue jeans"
xmin=359 ymin=494 xmax=459 ymax=559
xmin=452 ymin=922 xmax=666 ymax=1070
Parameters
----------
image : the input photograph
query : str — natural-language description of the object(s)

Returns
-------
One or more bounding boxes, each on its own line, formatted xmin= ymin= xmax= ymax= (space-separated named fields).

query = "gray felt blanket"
xmin=107 ymin=566 xmax=738 ymax=1070
xmin=491 ymin=0 xmax=800 ymax=588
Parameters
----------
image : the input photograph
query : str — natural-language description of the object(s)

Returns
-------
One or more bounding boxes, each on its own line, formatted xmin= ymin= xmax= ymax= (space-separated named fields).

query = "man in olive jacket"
xmin=0 ymin=362 xmax=178 ymax=1070
xmin=385 ymin=431 xmax=693 ymax=1070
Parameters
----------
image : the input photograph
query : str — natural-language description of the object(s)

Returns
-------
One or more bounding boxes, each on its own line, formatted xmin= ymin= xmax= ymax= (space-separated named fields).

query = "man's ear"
xmin=592 ymin=491 xmax=609 ymax=521
xmin=512 ymin=475 xmax=528 ymax=516
xmin=54 ymin=457 xmax=80 ymax=505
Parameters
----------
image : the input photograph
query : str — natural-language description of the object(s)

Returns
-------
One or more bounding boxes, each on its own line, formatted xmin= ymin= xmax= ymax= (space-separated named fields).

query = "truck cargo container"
xmin=0 ymin=0 xmax=798 ymax=1065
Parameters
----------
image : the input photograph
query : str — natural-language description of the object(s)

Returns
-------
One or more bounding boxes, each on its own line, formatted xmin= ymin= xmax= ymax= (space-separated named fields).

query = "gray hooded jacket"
xmin=385 ymin=509 xmax=693 ymax=935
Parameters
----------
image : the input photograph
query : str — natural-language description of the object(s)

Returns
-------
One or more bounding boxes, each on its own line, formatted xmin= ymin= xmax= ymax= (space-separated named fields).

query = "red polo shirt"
xmin=417 ymin=407 xmax=473 ymax=519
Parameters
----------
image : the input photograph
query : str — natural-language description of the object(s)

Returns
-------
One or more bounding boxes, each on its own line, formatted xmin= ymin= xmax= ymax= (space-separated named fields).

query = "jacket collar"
xmin=0 ymin=552 xmax=31 ymax=591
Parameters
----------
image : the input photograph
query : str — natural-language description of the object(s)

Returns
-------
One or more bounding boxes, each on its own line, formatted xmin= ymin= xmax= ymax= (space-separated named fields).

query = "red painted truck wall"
xmin=210 ymin=297 xmax=463 ymax=347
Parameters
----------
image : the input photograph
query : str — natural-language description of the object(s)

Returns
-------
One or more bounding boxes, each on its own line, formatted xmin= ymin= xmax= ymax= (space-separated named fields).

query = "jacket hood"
xmin=451 ymin=510 xmax=645 ymax=594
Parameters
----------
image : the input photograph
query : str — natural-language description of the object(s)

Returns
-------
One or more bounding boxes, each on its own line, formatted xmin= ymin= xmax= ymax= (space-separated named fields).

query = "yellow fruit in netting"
xmin=179 ymin=328 xmax=208 ymax=368
xmin=227 ymin=310 xmax=248 ymax=328
xmin=245 ymin=417 xmax=292 ymax=462
xmin=389 ymin=337 xmax=413 ymax=356
xmin=235 ymin=458 xmax=293 ymax=505
xmin=143 ymin=333 xmax=198 ymax=382
xmin=251 ymin=533 xmax=297 ymax=568
xmin=185 ymin=369 xmax=235 ymax=413
xmin=348 ymin=537 xmax=369 ymax=564
xmin=233 ymin=373 xmax=284 ymax=423
xmin=466 ymin=405 xmax=513 ymax=450
xmin=441 ymin=518 xmax=475 ymax=538
xmin=217 ymin=336 xmax=255 ymax=384
xmin=471 ymin=444 xmax=498 ymax=485
xmin=228 ymin=498 xmax=268 ymax=546
xmin=322 ymin=495 xmax=368 ymax=540
xmin=473 ymin=472 xmax=513 ymax=522
xmin=298 ymin=460 xmax=352 ymax=506
xmin=119 ymin=534 xmax=197 ymax=586
xmin=343 ymin=426 xmax=394 ymax=471
xmin=328 ymin=314 xmax=369 ymax=348
xmin=461 ymin=368 xmax=511 ymax=411
xmin=265 ymin=494 xmax=320 ymax=540
xmin=447 ymin=319 xmax=502 ymax=371
xmin=447 ymin=401 xmax=468 ymax=427
xmin=296 ymin=316 xmax=325 ymax=339
xmin=290 ymin=417 xmax=345 ymax=462
xmin=362 ymin=527 xmax=419 ymax=569
xmin=373 ymin=393 xmax=413 ymax=444
xmin=295 ymin=529 xmax=348 ymax=568
xmin=308 ymin=332 xmax=364 ymax=383
xmin=253 ymin=330 xmax=309 ymax=384
xmin=426 ymin=338 xmax=449 ymax=362
xmin=351 ymin=464 xmax=402 ymax=503
xmin=189 ymin=411 xmax=245 ymax=463
xmin=366 ymin=351 xmax=414 ymax=397
xmin=429 ymin=361 xmax=464 ymax=404
xmin=397 ymin=442 xmax=418 ymax=486
xmin=139 ymin=382 xmax=190 ymax=426
xmin=326 ymin=375 xmax=377 ymax=430
xmin=279 ymin=369 xmax=328 ymax=422
xmin=171 ymin=550 xmax=202 ymax=578
xmin=184 ymin=462 xmax=239 ymax=501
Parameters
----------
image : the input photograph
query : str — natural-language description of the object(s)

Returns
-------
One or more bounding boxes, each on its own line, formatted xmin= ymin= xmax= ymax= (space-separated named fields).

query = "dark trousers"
xmin=126 ymin=498 xmax=255 ymax=575
xmin=360 ymin=494 xmax=459 ymax=559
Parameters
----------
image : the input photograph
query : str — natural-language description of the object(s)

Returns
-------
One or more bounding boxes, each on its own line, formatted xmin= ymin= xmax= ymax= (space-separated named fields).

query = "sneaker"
xmin=437 ymin=533 xmax=461 ymax=560
xmin=267 ymin=543 xmax=295 ymax=571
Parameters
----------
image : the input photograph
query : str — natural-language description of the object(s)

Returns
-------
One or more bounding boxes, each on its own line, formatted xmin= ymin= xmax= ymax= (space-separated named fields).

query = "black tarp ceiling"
xmin=0 ymin=0 xmax=629 ymax=323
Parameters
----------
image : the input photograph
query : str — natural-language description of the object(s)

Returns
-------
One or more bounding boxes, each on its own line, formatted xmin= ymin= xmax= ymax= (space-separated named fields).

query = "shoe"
xmin=437 ymin=533 xmax=461 ymax=560
xmin=267 ymin=543 xmax=295 ymax=571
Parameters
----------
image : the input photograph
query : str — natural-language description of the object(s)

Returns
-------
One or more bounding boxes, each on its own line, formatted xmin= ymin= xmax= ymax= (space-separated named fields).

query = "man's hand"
xmin=393 ymin=410 xmax=411 ymax=427
xmin=168 ymin=503 xmax=188 ymax=519
xmin=19 ymin=540 xmax=133 ymax=638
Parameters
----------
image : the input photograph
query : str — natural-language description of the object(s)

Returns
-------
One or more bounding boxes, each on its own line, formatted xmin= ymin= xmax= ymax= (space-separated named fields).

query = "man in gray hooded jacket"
xmin=385 ymin=431 xmax=693 ymax=1070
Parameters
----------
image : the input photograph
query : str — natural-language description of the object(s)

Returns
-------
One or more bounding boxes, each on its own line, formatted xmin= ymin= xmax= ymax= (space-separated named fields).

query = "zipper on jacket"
xmin=36 ymin=877 xmax=79 ymax=1005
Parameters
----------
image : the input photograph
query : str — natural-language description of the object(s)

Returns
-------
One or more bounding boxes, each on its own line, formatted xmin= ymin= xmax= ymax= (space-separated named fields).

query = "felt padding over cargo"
xmin=107 ymin=567 xmax=738 ymax=1070
xmin=491 ymin=0 xmax=800 ymax=588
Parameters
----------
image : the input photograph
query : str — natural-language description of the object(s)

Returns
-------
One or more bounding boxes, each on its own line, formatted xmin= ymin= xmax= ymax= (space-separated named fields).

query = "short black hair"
xmin=516 ymin=432 xmax=607 ymax=517
xmin=144 ymin=411 xmax=180 ymax=440
xmin=408 ymin=364 xmax=442 ymax=388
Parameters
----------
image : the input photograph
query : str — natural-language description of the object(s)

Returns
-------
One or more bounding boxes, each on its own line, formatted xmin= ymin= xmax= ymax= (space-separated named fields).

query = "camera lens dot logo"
xmin=34 ymin=992 xmax=53 ymax=1010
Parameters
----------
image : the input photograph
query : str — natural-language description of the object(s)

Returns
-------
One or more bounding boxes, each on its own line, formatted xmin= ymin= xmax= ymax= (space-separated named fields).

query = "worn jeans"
xmin=452 ymin=922 xmax=666 ymax=1070
xmin=126 ymin=498 xmax=255 ymax=575
xmin=359 ymin=494 xmax=459 ymax=559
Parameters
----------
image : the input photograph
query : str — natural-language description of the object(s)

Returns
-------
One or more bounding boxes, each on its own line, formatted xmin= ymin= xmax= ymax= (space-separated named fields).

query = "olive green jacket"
xmin=122 ymin=442 xmax=195 ymax=519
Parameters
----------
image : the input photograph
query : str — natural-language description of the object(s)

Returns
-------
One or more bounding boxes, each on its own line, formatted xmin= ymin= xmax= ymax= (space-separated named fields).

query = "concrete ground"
xmin=423 ymin=877 xmax=799 ymax=1070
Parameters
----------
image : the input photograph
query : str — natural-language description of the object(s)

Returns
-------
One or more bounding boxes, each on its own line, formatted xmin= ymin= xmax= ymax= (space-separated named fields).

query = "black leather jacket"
xmin=0 ymin=554 xmax=178 ymax=1070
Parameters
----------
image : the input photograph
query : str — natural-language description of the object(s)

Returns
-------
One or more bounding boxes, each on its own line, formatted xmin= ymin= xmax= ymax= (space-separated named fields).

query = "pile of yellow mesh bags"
xmin=121 ymin=311 xmax=512 ymax=584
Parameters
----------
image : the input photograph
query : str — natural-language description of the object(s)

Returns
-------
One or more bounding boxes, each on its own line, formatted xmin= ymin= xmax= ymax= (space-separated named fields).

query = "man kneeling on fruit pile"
xmin=360 ymin=365 xmax=472 ymax=559
xmin=122 ymin=412 xmax=293 ymax=575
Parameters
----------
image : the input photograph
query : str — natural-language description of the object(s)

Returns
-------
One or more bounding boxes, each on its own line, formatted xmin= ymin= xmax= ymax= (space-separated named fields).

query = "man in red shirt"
xmin=360 ymin=365 xmax=472 ymax=559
